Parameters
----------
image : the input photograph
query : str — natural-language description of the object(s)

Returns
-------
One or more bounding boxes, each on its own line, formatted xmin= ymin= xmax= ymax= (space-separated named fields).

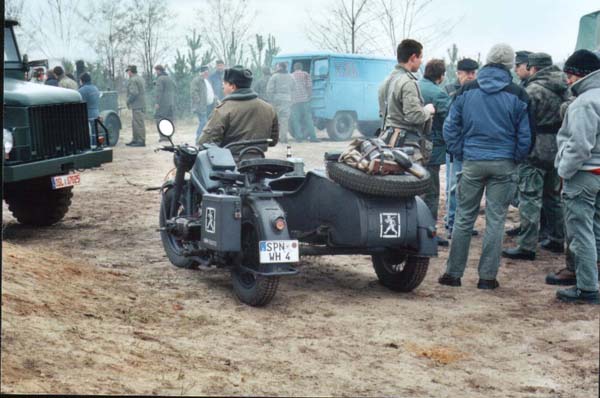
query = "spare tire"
xmin=326 ymin=161 xmax=431 ymax=198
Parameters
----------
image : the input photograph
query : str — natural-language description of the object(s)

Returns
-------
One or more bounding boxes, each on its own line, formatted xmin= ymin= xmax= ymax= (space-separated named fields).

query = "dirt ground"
xmin=2 ymin=116 xmax=599 ymax=396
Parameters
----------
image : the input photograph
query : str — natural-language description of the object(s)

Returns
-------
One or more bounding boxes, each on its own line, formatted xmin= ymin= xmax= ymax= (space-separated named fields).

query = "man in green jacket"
xmin=198 ymin=67 xmax=279 ymax=153
xmin=154 ymin=64 xmax=176 ymax=120
xmin=378 ymin=39 xmax=434 ymax=165
xmin=125 ymin=65 xmax=146 ymax=147
xmin=419 ymin=59 xmax=451 ymax=246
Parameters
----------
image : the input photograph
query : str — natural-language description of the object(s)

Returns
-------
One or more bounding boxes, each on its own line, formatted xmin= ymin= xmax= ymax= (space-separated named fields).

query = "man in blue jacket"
xmin=78 ymin=72 xmax=100 ymax=148
xmin=438 ymin=43 xmax=532 ymax=290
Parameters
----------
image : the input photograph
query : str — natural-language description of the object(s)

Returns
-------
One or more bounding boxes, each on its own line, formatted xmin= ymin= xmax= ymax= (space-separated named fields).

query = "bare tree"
xmin=306 ymin=0 xmax=377 ymax=54
xmin=129 ymin=0 xmax=174 ymax=86
xmin=196 ymin=0 xmax=256 ymax=66
xmin=378 ymin=0 xmax=459 ymax=56
xmin=5 ymin=0 xmax=25 ymax=20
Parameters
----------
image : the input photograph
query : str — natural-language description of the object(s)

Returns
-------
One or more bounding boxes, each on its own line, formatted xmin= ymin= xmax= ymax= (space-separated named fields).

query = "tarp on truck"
xmin=576 ymin=10 xmax=600 ymax=51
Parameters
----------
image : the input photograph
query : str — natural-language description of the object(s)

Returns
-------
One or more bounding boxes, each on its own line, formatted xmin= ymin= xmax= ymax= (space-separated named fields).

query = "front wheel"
xmin=231 ymin=222 xmax=279 ymax=306
xmin=159 ymin=187 xmax=197 ymax=269
xmin=326 ymin=112 xmax=356 ymax=141
xmin=372 ymin=253 xmax=429 ymax=292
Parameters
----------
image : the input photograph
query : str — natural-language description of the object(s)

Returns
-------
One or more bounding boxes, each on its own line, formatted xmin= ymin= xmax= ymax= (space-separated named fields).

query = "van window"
xmin=291 ymin=59 xmax=311 ymax=73
xmin=313 ymin=58 xmax=329 ymax=78
xmin=333 ymin=60 xmax=359 ymax=79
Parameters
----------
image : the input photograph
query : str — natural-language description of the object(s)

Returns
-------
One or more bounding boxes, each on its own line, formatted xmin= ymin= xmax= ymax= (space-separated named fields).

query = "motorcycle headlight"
xmin=3 ymin=129 xmax=14 ymax=158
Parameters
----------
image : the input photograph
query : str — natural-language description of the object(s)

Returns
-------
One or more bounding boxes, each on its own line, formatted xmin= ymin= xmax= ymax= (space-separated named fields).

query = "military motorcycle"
xmin=156 ymin=119 xmax=437 ymax=306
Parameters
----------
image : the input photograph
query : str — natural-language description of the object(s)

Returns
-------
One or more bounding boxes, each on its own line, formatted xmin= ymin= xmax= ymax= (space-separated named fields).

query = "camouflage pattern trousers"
xmin=517 ymin=163 xmax=564 ymax=252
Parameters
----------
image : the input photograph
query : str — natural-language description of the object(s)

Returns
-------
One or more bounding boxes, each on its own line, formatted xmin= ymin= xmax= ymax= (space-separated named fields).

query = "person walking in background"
xmin=78 ymin=72 xmax=100 ymax=148
xmin=290 ymin=63 xmax=318 ymax=142
xmin=438 ymin=43 xmax=532 ymax=290
xmin=548 ymin=50 xmax=600 ymax=304
xmin=419 ymin=59 xmax=451 ymax=247
xmin=154 ymin=64 xmax=176 ymax=142
xmin=502 ymin=53 xmax=567 ymax=261
xmin=443 ymin=58 xmax=479 ymax=239
xmin=253 ymin=66 xmax=272 ymax=102
xmin=267 ymin=62 xmax=295 ymax=144
xmin=53 ymin=66 xmax=78 ymax=90
xmin=191 ymin=67 xmax=208 ymax=142
xmin=125 ymin=65 xmax=146 ymax=147
xmin=209 ymin=60 xmax=226 ymax=100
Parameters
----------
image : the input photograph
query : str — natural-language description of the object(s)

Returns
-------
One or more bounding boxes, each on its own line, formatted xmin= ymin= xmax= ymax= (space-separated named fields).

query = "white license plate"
xmin=259 ymin=240 xmax=299 ymax=264
xmin=51 ymin=173 xmax=81 ymax=189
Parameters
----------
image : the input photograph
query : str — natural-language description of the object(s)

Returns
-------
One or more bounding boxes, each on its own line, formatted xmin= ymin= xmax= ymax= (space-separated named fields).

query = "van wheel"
xmin=372 ymin=253 xmax=429 ymax=292
xmin=326 ymin=112 xmax=356 ymax=141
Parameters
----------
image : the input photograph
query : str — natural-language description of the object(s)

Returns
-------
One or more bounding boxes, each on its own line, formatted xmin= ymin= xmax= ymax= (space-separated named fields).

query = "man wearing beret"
xmin=443 ymin=58 xmax=479 ymax=239
xmin=503 ymin=53 xmax=567 ymax=261
xmin=547 ymin=50 xmax=600 ymax=304
xmin=125 ymin=65 xmax=147 ymax=147
xmin=197 ymin=66 xmax=279 ymax=153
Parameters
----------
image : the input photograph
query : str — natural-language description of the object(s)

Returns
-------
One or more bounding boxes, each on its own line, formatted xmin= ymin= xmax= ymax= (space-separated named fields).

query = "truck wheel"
xmin=326 ymin=112 xmax=356 ymax=141
xmin=372 ymin=253 xmax=429 ymax=292
xmin=103 ymin=113 xmax=120 ymax=146
xmin=159 ymin=187 xmax=198 ymax=269
xmin=326 ymin=161 xmax=431 ymax=198
xmin=231 ymin=222 xmax=279 ymax=306
xmin=4 ymin=178 xmax=73 ymax=226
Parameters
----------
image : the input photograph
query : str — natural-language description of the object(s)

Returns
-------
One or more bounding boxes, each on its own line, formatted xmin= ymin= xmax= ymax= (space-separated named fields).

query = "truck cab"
xmin=3 ymin=19 xmax=113 ymax=226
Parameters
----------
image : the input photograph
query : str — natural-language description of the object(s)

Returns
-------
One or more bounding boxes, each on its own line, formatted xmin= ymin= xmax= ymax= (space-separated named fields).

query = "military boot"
xmin=502 ymin=247 xmax=536 ymax=260
xmin=556 ymin=287 xmax=599 ymax=304
xmin=505 ymin=225 xmax=521 ymax=237
xmin=546 ymin=263 xmax=600 ymax=285
xmin=540 ymin=239 xmax=564 ymax=253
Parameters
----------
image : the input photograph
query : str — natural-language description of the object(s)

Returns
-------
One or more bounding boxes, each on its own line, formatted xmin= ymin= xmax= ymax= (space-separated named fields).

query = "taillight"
xmin=273 ymin=217 xmax=286 ymax=231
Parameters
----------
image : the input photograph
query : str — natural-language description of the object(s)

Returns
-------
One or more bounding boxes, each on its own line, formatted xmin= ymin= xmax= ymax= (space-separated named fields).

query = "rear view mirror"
xmin=157 ymin=119 xmax=174 ymax=137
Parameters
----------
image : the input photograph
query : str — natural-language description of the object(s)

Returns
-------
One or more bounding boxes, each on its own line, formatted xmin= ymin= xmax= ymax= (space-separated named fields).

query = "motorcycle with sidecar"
xmin=156 ymin=119 xmax=437 ymax=306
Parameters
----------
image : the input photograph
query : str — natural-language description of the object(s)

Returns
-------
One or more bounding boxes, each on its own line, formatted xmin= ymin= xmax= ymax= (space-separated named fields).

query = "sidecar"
xmin=269 ymin=158 xmax=437 ymax=293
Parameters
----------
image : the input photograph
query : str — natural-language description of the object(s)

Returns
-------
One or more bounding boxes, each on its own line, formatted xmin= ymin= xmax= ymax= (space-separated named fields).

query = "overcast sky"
xmin=170 ymin=0 xmax=598 ymax=63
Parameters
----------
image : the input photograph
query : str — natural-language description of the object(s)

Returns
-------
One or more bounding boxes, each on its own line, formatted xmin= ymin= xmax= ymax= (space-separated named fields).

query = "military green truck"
xmin=3 ymin=19 xmax=113 ymax=226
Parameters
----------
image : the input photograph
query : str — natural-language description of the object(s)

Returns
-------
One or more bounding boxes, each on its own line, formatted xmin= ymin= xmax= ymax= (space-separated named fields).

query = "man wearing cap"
xmin=154 ymin=65 xmax=176 ymax=130
xmin=125 ymin=65 xmax=147 ymax=147
xmin=438 ymin=43 xmax=532 ymax=290
xmin=514 ymin=50 xmax=533 ymax=86
xmin=191 ymin=66 xmax=209 ymax=142
xmin=267 ymin=62 xmax=295 ymax=143
xmin=197 ymin=66 xmax=279 ymax=152
xmin=209 ymin=60 xmax=226 ymax=100
xmin=503 ymin=53 xmax=567 ymax=261
xmin=546 ymin=50 xmax=600 ymax=304
xmin=443 ymin=58 xmax=479 ymax=239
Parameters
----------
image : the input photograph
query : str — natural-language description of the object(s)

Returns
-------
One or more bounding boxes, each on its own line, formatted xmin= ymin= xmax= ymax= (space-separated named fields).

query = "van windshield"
xmin=4 ymin=27 xmax=20 ymax=63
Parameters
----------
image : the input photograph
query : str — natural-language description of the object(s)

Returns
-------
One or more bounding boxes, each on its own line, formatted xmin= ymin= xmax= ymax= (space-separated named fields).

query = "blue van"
xmin=272 ymin=52 xmax=397 ymax=140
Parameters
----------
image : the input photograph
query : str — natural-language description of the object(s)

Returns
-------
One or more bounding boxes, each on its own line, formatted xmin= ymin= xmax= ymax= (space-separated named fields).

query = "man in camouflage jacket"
xmin=503 ymin=53 xmax=567 ymax=260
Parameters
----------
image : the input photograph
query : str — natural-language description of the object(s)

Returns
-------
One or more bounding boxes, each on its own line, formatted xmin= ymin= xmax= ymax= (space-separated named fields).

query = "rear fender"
xmin=415 ymin=196 xmax=437 ymax=257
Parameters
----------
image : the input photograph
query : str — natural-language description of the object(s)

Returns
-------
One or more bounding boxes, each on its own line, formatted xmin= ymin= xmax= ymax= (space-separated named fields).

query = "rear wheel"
xmin=159 ymin=187 xmax=197 ymax=269
xmin=326 ymin=112 xmax=356 ymax=141
xmin=4 ymin=177 xmax=73 ymax=226
xmin=372 ymin=252 xmax=429 ymax=292
xmin=231 ymin=221 xmax=279 ymax=306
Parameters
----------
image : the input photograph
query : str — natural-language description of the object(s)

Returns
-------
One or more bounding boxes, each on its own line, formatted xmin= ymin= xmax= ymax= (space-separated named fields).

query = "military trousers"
xmin=273 ymin=101 xmax=292 ymax=143
xmin=562 ymin=171 xmax=600 ymax=292
xmin=132 ymin=109 xmax=146 ymax=144
xmin=290 ymin=102 xmax=317 ymax=141
xmin=516 ymin=163 xmax=564 ymax=252
xmin=445 ymin=160 xmax=516 ymax=280
xmin=423 ymin=164 xmax=441 ymax=221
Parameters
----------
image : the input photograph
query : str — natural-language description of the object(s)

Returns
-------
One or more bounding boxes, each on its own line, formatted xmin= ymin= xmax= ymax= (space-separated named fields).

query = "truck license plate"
xmin=51 ymin=173 xmax=81 ymax=189
xmin=259 ymin=240 xmax=299 ymax=264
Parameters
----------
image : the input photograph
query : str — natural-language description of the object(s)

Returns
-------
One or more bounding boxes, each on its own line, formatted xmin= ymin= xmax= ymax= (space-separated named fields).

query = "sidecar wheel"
xmin=159 ymin=188 xmax=198 ymax=269
xmin=231 ymin=222 xmax=279 ymax=306
xmin=372 ymin=253 xmax=429 ymax=292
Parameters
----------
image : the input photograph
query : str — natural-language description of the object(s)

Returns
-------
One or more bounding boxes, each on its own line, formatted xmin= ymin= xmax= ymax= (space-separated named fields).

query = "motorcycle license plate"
xmin=51 ymin=173 xmax=81 ymax=190
xmin=259 ymin=240 xmax=299 ymax=264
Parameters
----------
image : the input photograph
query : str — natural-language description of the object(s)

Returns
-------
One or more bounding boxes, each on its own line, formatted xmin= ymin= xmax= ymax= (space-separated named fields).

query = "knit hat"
xmin=486 ymin=43 xmax=515 ymax=70
xmin=457 ymin=58 xmax=479 ymax=71
xmin=563 ymin=49 xmax=600 ymax=77
xmin=515 ymin=50 xmax=532 ymax=66
xmin=223 ymin=67 xmax=253 ymax=88
xmin=527 ymin=52 xmax=553 ymax=69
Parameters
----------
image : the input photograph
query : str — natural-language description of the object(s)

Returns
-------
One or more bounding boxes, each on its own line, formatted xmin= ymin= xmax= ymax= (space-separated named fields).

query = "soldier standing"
xmin=502 ymin=53 xmax=567 ymax=261
xmin=378 ymin=39 xmax=434 ymax=165
xmin=125 ymin=65 xmax=146 ymax=147
xmin=154 ymin=65 xmax=176 ymax=120
xmin=443 ymin=58 xmax=479 ymax=239
xmin=266 ymin=62 xmax=295 ymax=144
xmin=190 ymin=66 xmax=208 ymax=142
xmin=198 ymin=67 xmax=279 ymax=153
xmin=514 ymin=50 xmax=533 ymax=86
